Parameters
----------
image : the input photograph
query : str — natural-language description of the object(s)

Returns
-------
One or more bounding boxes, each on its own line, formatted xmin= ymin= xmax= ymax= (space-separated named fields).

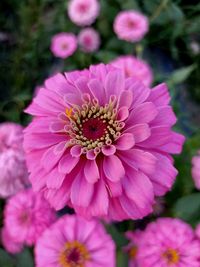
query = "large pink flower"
xmin=35 ymin=214 xmax=115 ymax=267
xmin=114 ymin=11 xmax=149 ymax=42
xmin=111 ymin=55 xmax=153 ymax=87
xmin=50 ymin=33 xmax=77 ymax=59
xmin=68 ymin=0 xmax=100 ymax=26
xmin=0 ymin=122 xmax=29 ymax=198
xmin=137 ymin=218 xmax=200 ymax=266
xmin=24 ymin=63 xmax=185 ymax=221
xmin=4 ymin=188 xmax=56 ymax=246
xmin=192 ymin=151 xmax=200 ymax=189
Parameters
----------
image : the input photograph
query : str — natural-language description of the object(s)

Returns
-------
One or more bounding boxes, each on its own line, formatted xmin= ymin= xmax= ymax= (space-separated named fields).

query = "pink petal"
xmin=117 ymin=107 xmax=129 ymax=121
xmin=70 ymin=145 xmax=82 ymax=157
xmin=106 ymin=180 xmax=122 ymax=197
xmin=118 ymin=90 xmax=133 ymax=109
xmin=150 ymin=106 xmax=177 ymax=127
xmin=41 ymin=145 xmax=64 ymax=172
xmin=115 ymin=133 xmax=135 ymax=150
xmin=86 ymin=149 xmax=97 ymax=160
xmin=88 ymin=79 xmax=105 ymax=105
xmin=126 ymin=123 xmax=151 ymax=143
xmin=71 ymin=172 xmax=94 ymax=207
xmin=147 ymin=83 xmax=170 ymax=106
xmin=74 ymin=76 xmax=89 ymax=94
xmin=102 ymin=145 xmax=116 ymax=156
xmin=103 ymin=155 xmax=125 ymax=182
xmin=46 ymin=167 xmax=66 ymax=189
xmin=157 ymin=132 xmax=185 ymax=154
xmin=58 ymin=153 xmax=79 ymax=174
xmin=105 ymin=70 xmax=125 ymax=98
xmin=84 ymin=160 xmax=99 ymax=183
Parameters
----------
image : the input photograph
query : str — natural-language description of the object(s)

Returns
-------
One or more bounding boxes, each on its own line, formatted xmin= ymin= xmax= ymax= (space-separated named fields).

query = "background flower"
xmin=0 ymin=122 xmax=28 ymax=198
xmin=111 ymin=55 xmax=153 ymax=87
xmin=1 ymin=227 xmax=23 ymax=254
xmin=50 ymin=33 xmax=77 ymax=59
xmin=35 ymin=214 xmax=115 ymax=267
xmin=68 ymin=0 xmax=100 ymax=26
xmin=24 ymin=64 xmax=184 ymax=221
xmin=78 ymin=27 xmax=100 ymax=53
xmin=113 ymin=10 xmax=149 ymax=42
xmin=4 ymin=189 xmax=56 ymax=246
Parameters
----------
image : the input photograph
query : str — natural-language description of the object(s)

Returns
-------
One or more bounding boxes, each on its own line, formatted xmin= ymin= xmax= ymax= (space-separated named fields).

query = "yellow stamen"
xmin=163 ymin=248 xmax=179 ymax=264
xmin=66 ymin=108 xmax=73 ymax=118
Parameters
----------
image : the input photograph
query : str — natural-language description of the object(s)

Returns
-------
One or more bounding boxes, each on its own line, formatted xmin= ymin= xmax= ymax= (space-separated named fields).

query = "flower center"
xmin=66 ymin=97 xmax=124 ymax=153
xmin=59 ymin=241 xmax=90 ymax=267
xmin=163 ymin=248 xmax=179 ymax=265
xmin=83 ymin=36 xmax=92 ymax=46
xmin=61 ymin=43 xmax=68 ymax=50
xmin=129 ymin=246 xmax=137 ymax=259
xmin=77 ymin=3 xmax=88 ymax=13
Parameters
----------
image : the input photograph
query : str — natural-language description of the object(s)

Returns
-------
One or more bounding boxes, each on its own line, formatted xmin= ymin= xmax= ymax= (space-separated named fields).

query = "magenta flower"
xmin=125 ymin=230 xmax=143 ymax=267
xmin=1 ymin=227 xmax=23 ymax=254
xmin=114 ymin=11 xmax=149 ymax=42
xmin=35 ymin=214 xmax=115 ymax=267
xmin=192 ymin=151 xmax=200 ymax=189
xmin=111 ymin=55 xmax=153 ymax=87
xmin=78 ymin=27 xmax=100 ymax=53
xmin=0 ymin=122 xmax=29 ymax=198
xmin=4 ymin=188 xmax=56 ymax=246
xmin=24 ymin=63 xmax=185 ymax=221
xmin=50 ymin=33 xmax=77 ymax=59
xmin=68 ymin=0 xmax=100 ymax=26
xmin=138 ymin=218 xmax=200 ymax=267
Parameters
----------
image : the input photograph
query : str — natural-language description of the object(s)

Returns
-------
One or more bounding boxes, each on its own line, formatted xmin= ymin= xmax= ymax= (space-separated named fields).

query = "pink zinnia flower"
xmin=192 ymin=151 xmax=200 ymax=189
xmin=111 ymin=55 xmax=153 ymax=87
xmin=1 ymin=227 xmax=23 ymax=254
xmin=78 ymin=27 xmax=100 ymax=53
xmin=50 ymin=33 xmax=77 ymax=59
xmin=114 ymin=11 xmax=149 ymax=42
xmin=125 ymin=230 xmax=143 ymax=267
xmin=68 ymin=0 xmax=100 ymax=26
xmin=0 ymin=122 xmax=28 ymax=198
xmin=35 ymin=214 xmax=115 ymax=267
xmin=4 ymin=189 xmax=56 ymax=246
xmin=24 ymin=63 xmax=185 ymax=221
xmin=138 ymin=218 xmax=200 ymax=266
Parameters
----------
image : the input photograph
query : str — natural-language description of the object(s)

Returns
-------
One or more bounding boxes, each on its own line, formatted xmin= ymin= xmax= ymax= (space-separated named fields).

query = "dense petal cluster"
xmin=35 ymin=214 xmax=115 ymax=267
xmin=24 ymin=63 xmax=185 ymax=221
xmin=50 ymin=33 xmax=77 ymax=59
xmin=78 ymin=27 xmax=100 ymax=53
xmin=0 ymin=122 xmax=28 ymax=198
xmin=4 ymin=189 xmax=56 ymax=247
xmin=111 ymin=55 xmax=153 ymax=87
xmin=68 ymin=0 xmax=100 ymax=26
xmin=137 ymin=218 xmax=200 ymax=266
xmin=192 ymin=150 xmax=200 ymax=189
xmin=114 ymin=11 xmax=149 ymax=42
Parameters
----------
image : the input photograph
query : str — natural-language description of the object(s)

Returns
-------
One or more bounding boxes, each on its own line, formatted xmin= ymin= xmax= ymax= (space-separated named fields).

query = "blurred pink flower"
xmin=192 ymin=151 xmax=200 ymax=189
xmin=114 ymin=11 xmax=149 ymax=42
xmin=125 ymin=230 xmax=143 ymax=267
xmin=111 ymin=55 xmax=153 ymax=87
xmin=68 ymin=0 xmax=100 ymax=26
xmin=78 ymin=27 xmax=100 ymax=53
xmin=35 ymin=214 xmax=115 ymax=267
xmin=24 ymin=63 xmax=184 ymax=221
xmin=1 ymin=227 xmax=23 ymax=254
xmin=0 ymin=122 xmax=28 ymax=198
xmin=50 ymin=33 xmax=77 ymax=59
xmin=4 ymin=189 xmax=56 ymax=246
xmin=138 ymin=218 xmax=200 ymax=266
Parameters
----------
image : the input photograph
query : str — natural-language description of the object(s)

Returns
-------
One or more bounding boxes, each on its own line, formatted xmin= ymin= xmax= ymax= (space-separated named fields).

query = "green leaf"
xmin=168 ymin=65 xmax=196 ymax=85
xmin=0 ymin=249 xmax=15 ymax=267
xmin=106 ymin=224 xmax=128 ymax=248
xmin=173 ymin=193 xmax=200 ymax=225
xmin=16 ymin=248 xmax=34 ymax=267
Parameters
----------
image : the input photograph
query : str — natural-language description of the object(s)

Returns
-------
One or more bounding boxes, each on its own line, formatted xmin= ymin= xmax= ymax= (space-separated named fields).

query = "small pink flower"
xmin=35 ymin=214 xmax=115 ymax=267
xmin=4 ymin=189 xmax=56 ymax=246
xmin=68 ymin=0 xmax=100 ymax=26
xmin=192 ymin=151 xmax=200 ymax=189
xmin=0 ymin=122 xmax=28 ymax=198
xmin=114 ymin=11 xmax=149 ymax=42
xmin=111 ymin=55 xmax=153 ymax=87
xmin=50 ymin=33 xmax=77 ymax=59
xmin=138 ymin=218 xmax=200 ymax=266
xmin=78 ymin=27 xmax=100 ymax=53
xmin=24 ymin=64 xmax=185 ymax=221
xmin=1 ymin=227 xmax=23 ymax=254
xmin=125 ymin=230 xmax=143 ymax=267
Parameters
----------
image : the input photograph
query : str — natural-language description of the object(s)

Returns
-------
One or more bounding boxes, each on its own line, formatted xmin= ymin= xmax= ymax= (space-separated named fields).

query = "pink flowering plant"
xmin=1 ymin=0 xmax=200 ymax=266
